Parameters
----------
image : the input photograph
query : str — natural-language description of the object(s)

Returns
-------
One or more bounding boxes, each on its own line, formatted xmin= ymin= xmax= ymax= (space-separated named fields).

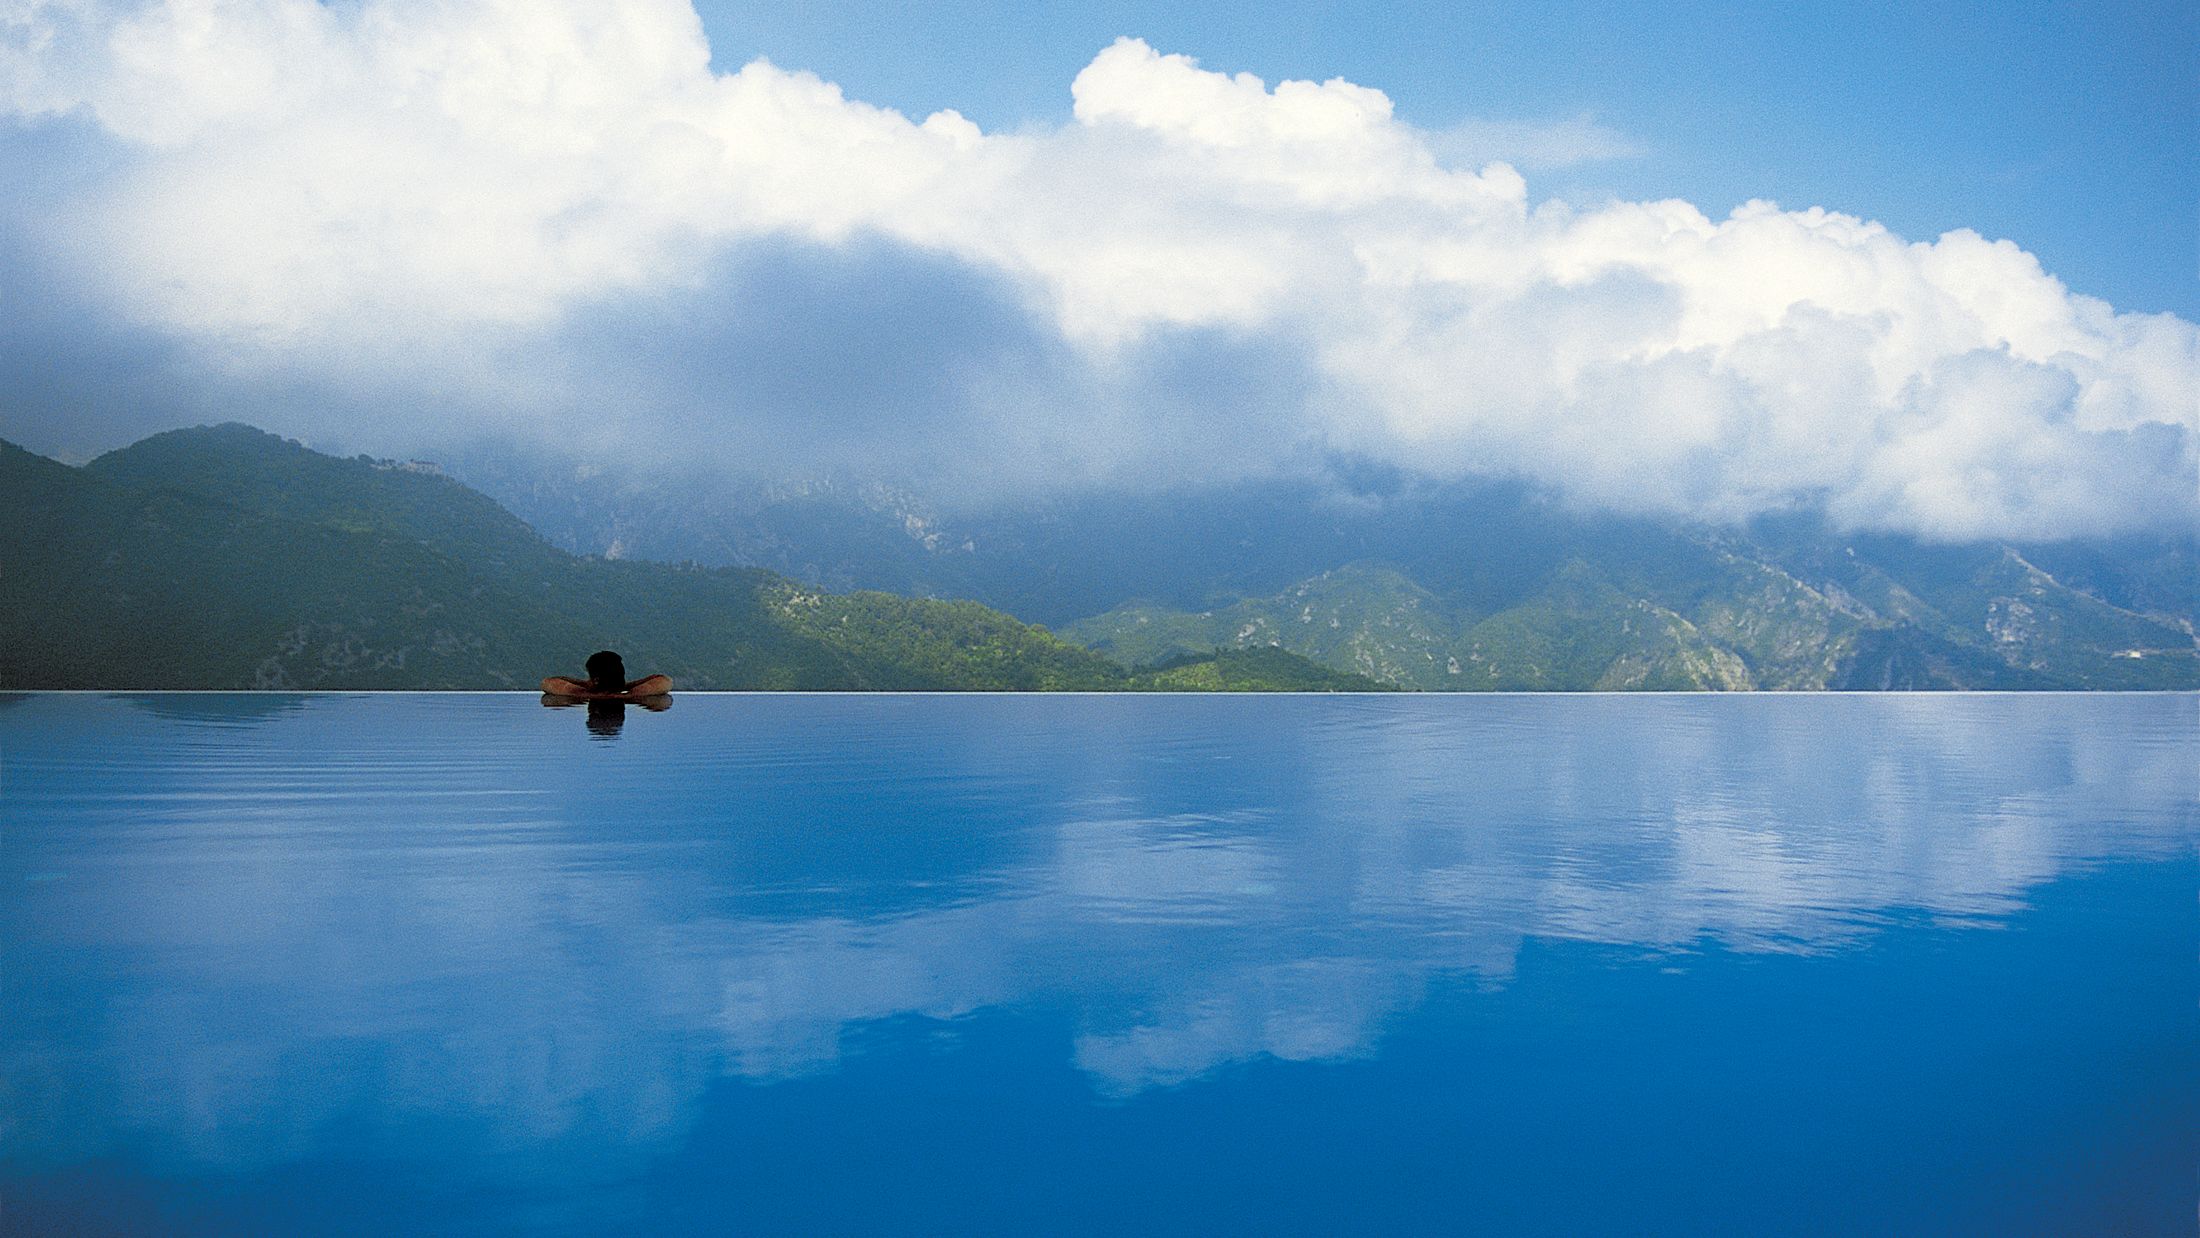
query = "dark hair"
xmin=584 ymin=650 xmax=627 ymax=692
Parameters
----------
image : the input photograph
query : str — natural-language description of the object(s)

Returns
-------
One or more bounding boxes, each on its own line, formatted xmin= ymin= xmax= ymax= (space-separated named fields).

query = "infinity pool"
xmin=3 ymin=692 xmax=2194 ymax=1234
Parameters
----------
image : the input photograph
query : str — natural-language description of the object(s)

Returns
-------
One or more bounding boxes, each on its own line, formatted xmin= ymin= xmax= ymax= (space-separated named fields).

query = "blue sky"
xmin=692 ymin=0 xmax=2197 ymax=316
xmin=0 ymin=0 xmax=2192 ymax=539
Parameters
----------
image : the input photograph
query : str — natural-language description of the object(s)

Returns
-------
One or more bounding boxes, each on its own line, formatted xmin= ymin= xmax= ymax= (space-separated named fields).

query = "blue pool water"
xmin=3 ymin=692 xmax=2194 ymax=1235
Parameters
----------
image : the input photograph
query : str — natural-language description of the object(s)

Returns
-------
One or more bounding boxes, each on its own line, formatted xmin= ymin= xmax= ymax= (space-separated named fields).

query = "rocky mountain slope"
xmin=453 ymin=454 xmax=2197 ymax=691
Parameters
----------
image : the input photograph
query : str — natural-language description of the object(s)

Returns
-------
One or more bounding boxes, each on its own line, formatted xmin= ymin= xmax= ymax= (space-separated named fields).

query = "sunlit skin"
xmin=542 ymin=650 xmax=671 ymax=701
xmin=540 ymin=673 xmax=673 ymax=701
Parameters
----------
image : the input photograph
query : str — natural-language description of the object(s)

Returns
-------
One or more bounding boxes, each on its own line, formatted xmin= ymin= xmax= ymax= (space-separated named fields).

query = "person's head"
xmin=584 ymin=649 xmax=626 ymax=692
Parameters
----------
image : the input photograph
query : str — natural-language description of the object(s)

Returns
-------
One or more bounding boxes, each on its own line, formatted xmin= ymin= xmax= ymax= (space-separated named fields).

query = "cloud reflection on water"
xmin=3 ymin=693 xmax=2192 ymax=1166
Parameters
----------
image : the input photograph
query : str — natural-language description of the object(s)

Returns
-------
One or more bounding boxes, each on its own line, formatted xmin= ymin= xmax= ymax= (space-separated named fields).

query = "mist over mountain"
xmin=446 ymin=445 xmax=2198 ymax=691
xmin=2 ymin=6 xmax=2191 ymax=693
xmin=0 ymin=425 xmax=1373 ymax=692
xmin=10 ymin=421 xmax=2186 ymax=692
xmin=3 ymin=4 xmax=2193 ymax=546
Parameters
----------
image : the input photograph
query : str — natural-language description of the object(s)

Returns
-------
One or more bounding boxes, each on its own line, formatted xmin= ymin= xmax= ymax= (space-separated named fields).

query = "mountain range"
xmin=0 ymin=426 xmax=1376 ymax=691
xmin=6 ymin=423 xmax=2192 ymax=691
xmin=450 ymin=447 xmax=2198 ymax=691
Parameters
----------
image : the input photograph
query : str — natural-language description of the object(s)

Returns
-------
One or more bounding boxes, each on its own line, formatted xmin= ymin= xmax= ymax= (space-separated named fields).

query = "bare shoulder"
xmin=541 ymin=673 xmax=670 ymax=700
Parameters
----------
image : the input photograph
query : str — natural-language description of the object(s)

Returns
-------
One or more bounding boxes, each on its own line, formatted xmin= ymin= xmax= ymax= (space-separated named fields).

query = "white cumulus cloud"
xmin=2 ymin=0 xmax=2193 ymax=539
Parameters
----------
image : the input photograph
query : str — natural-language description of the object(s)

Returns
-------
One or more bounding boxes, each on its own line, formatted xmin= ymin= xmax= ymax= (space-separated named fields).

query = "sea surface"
xmin=2 ymin=692 xmax=2194 ymax=1235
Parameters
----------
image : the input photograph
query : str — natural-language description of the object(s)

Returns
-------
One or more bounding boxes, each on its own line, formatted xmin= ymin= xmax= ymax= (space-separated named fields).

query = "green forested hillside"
xmin=0 ymin=428 xmax=1369 ymax=691
xmin=470 ymin=450 xmax=2196 ymax=692
xmin=1066 ymin=548 xmax=2194 ymax=691
xmin=87 ymin=423 xmax=564 ymax=576
xmin=9 ymin=423 xmax=2188 ymax=692
xmin=1129 ymin=646 xmax=1388 ymax=691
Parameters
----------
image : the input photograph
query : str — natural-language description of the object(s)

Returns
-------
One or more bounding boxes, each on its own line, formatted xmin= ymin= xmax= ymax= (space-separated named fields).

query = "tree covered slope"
xmin=10 ymin=423 xmax=2187 ymax=691
xmin=458 ymin=454 xmax=2196 ymax=691
xmin=0 ymin=427 xmax=1368 ymax=691
xmin=1066 ymin=551 xmax=2195 ymax=691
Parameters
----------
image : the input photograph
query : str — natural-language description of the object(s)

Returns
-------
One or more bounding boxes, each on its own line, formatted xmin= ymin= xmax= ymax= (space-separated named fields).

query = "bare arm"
xmin=543 ymin=674 xmax=670 ymax=698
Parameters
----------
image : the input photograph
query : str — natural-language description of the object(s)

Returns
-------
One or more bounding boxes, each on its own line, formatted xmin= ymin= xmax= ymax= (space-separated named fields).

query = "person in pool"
xmin=541 ymin=650 xmax=672 ymax=700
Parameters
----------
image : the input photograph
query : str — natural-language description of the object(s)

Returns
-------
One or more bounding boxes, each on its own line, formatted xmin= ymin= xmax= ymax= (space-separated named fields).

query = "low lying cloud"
xmin=2 ymin=0 xmax=2193 ymax=539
